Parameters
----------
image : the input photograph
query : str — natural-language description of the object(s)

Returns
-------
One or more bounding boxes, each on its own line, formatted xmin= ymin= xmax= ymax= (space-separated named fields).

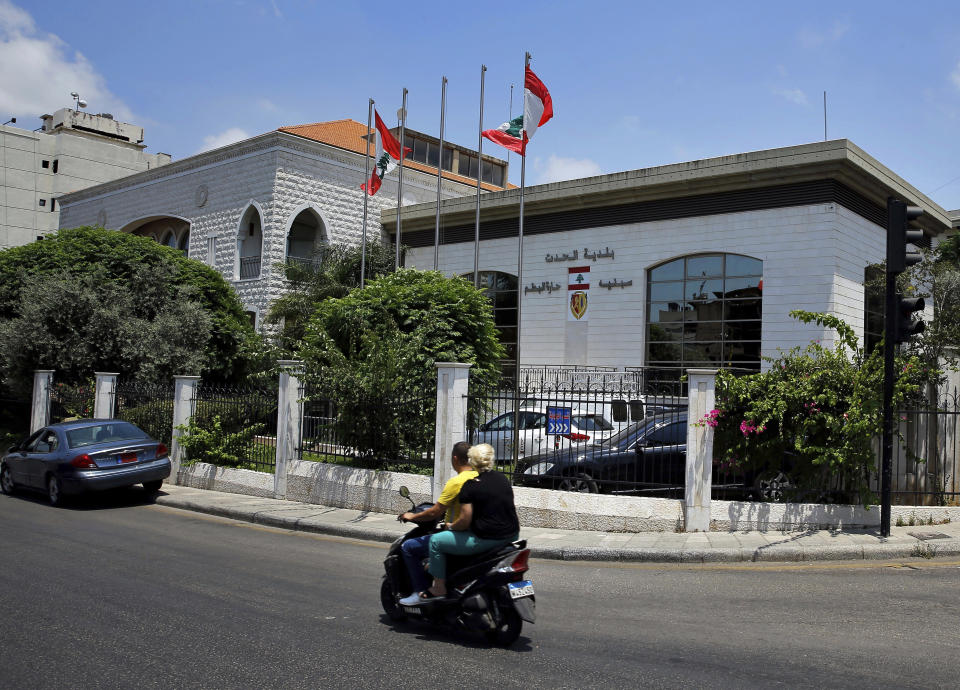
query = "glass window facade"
xmin=863 ymin=265 xmax=884 ymax=355
xmin=646 ymin=253 xmax=763 ymax=371
xmin=462 ymin=271 xmax=518 ymax=379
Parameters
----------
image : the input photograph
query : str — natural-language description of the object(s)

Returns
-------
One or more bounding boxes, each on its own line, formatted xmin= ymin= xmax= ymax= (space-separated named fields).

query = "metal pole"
xmin=881 ymin=198 xmax=898 ymax=537
xmin=506 ymin=83 xmax=514 ymax=176
xmin=511 ymin=52 xmax=530 ymax=466
xmin=361 ymin=98 xmax=373 ymax=288
xmin=396 ymin=88 xmax=408 ymax=270
xmin=823 ymin=91 xmax=828 ymax=141
xmin=474 ymin=65 xmax=486 ymax=287
xmin=434 ymin=76 xmax=447 ymax=271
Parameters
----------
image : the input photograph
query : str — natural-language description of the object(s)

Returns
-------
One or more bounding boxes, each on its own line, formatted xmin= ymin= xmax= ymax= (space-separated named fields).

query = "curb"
xmin=154 ymin=493 xmax=960 ymax=565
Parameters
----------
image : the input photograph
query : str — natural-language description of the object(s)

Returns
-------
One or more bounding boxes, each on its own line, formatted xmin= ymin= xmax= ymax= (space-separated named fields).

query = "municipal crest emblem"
xmin=569 ymin=291 xmax=588 ymax=320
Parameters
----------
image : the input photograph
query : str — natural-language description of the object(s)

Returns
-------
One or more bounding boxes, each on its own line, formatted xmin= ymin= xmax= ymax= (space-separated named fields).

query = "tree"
xmin=297 ymin=269 xmax=505 ymax=461
xmin=266 ymin=241 xmax=396 ymax=352
xmin=903 ymin=239 xmax=960 ymax=371
xmin=0 ymin=227 xmax=254 ymax=393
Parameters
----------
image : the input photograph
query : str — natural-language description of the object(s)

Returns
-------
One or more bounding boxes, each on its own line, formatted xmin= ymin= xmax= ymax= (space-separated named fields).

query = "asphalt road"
xmin=2 ymin=489 xmax=959 ymax=689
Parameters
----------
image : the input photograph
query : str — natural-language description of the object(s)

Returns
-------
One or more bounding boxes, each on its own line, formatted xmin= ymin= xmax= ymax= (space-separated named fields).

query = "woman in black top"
xmin=420 ymin=443 xmax=520 ymax=599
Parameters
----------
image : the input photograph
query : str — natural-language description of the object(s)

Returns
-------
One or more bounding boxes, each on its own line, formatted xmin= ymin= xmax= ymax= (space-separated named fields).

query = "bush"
xmin=175 ymin=415 xmax=268 ymax=470
xmin=706 ymin=311 xmax=933 ymax=504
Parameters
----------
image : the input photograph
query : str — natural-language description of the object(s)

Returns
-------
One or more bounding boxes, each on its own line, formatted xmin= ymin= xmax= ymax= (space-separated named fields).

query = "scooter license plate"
xmin=508 ymin=580 xmax=534 ymax=599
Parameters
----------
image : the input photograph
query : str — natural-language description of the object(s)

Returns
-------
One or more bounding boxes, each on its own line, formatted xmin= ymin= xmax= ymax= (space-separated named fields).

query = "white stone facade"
xmin=57 ymin=131 xmax=479 ymax=322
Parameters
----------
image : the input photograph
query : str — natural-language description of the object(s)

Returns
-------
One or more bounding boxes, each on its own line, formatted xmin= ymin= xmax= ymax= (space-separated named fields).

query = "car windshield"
xmin=572 ymin=414 xmax=614 ymax=432
xmin=598 ymin=421 xmax=645 ymax=447
xmin=66 ymin=422 xmax=149 ymax=448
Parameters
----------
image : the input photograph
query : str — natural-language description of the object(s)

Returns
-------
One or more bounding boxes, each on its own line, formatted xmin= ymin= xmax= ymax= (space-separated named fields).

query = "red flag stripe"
xmin=481 ymin=128 xmax=526 ymax=155
xmin=525 ymin=66 xmax=554 ymax=127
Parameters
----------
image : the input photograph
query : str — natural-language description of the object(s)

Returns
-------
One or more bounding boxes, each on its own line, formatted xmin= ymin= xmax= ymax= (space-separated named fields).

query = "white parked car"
xmin=472 ymin=407 xmax=615 ymax=461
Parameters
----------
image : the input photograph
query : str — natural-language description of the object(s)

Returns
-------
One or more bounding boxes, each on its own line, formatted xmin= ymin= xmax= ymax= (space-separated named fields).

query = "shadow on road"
xmin=378 ymin=614 xmax=534 ymax=652
xmin=2 ymin=485 xmax=164 ymax=511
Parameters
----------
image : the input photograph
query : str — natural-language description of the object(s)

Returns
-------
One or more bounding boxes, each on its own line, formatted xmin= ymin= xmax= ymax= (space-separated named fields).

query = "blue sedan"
xmin=0 ymin=419 xmax=171 ymax=506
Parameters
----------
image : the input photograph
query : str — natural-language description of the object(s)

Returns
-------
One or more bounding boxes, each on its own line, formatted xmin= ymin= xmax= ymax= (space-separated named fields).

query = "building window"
xmin=206 ymin=237 xmax=217 ymax=266
xmin=646 ymin=253 xmax=763 ymax=372
xmin=50 ymin=198 xmax=56 ymax=211
xmin=245 ymin=311 xmax=257 ymax=328
xmin=38 ymin=199 xmax=46 ymax=207
xmin=864 ymin=265 xmax=884 ymax=355
xmin=41 ymin=160 xmax=49 ymax=169
xmin=52 ymin=160 xmax=59 ymax=174
xmin=461 ymin=271 xmax=518 ymax=379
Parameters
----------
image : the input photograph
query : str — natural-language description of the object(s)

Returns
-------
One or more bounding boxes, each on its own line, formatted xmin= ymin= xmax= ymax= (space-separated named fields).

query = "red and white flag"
xmin=482 ymin=65 xmax=553 ymax=156
xmin=361 ymin=110 xmax=412 ymax=196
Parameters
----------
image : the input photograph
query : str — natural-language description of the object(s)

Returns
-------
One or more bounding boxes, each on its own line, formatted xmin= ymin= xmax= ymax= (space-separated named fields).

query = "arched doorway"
xmin=121 ymin=216 xmax=192 ymax=257
xmin=286 ymin=207 xmax=326 ymax=269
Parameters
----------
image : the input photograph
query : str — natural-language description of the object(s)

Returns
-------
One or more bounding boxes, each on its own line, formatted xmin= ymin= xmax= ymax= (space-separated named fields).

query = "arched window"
xmin=462 ymin=271 xmax=518 ymax=378
xmin=237 ymin=205 xmax=263 ymax=279
xmin=178 ymin=229 xmax=190 ymax=257
xmin=286 ymin=208 xmax=326 ymax=269
xmin=162 ymin=230 xmax=178 ymax=249
xmin=646 ymin=253 xmax=762 ymax=371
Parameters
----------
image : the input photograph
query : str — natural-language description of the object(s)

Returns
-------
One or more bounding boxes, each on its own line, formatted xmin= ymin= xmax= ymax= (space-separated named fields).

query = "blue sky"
xmin=3 ymin=0 xmax=960 ymax=209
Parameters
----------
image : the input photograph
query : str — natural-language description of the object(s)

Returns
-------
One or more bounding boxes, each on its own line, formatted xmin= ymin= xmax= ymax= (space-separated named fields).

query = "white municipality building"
xmin=57 ymin=120 xmax=510 ymax=326
xmin=394 ymin=139 xmax=959 ymax=373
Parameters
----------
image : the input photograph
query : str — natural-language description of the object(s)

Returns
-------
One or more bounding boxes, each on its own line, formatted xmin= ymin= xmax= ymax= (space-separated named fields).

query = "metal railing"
xmin=298 ymin=386 xmax=435 ymax=471
xmin=184 ymin=384 xmax=278 ymax=472
xmin=239 ymin=255 xmax=261 ymax=279
xmin=49 ymin=382 xmax=95 ymax=424
xmin=114 ymin=380 xmax=175 ymax=445
xmin=874 ymin=389 xmax=960 ymax=507
xmin=286 ymin=255 xmax=322 ymax=272
xmin=465 ymin=368 xmax=731 ymax=497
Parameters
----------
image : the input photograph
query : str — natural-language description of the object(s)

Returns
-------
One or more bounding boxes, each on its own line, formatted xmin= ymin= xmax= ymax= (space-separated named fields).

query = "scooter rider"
xmin=397 ymin=441 xmax=476 ymax=605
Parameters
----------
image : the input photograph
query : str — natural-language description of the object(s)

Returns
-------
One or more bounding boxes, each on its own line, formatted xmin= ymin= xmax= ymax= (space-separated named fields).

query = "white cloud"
xmin=197 ymin=127 xmax=251 ymax=153
xmin=798 ymin=20 xmax=850 ymax=49
xmin=270 ymin=0 xmax=283 ymax=19
xmin=0 ymin=1 xmax=133 ymax=122
xmin=773 ymin=87 xmax=809 ymax=106
xmin=951 ymin=61 xmax=960 ymax=90
xmin=257 ymin=98 xmax=279 ymax=113
xmin=534 ymin=155 xmax=603 ymax=184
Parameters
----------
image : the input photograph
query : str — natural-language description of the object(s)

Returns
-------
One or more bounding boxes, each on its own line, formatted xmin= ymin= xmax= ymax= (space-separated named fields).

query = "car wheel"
xmin=142 ymin=480 xmax=163 ymax=495
xmin=47 ymin=475 xmax=65 ymax=507
xmin=753 ymin=471 xmax=793 ymax=502
xmin=557 ymin=472 xmax=598 ymax=493
xmin=0 ymin=463 xmax=15 ymax=495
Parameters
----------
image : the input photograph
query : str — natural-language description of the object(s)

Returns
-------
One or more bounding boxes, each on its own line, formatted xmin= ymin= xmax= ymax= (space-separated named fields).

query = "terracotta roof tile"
xmin=277 ymin=119 xmax=514 ymax=191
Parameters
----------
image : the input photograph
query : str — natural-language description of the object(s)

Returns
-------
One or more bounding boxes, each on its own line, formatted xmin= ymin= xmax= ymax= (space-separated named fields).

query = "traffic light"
xmin=886 ymin=198 xmax=924 ymax=274
xmin=895 ymin=293 xmax=925 ymax=343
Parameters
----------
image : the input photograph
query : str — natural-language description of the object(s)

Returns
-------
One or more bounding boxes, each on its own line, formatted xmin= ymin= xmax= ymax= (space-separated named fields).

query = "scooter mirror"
xmin=398 ymin=486 xmax=410 ymax=499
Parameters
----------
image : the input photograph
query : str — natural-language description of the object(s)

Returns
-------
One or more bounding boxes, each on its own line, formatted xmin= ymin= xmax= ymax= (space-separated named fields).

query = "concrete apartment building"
xmin=0 ymin=108 xmax=171 ymax=249
xmin=57 ymin=120 xmax=510 ymax=325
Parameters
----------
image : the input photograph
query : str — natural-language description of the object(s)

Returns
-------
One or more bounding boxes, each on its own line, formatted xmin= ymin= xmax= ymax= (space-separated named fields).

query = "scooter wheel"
xmin=485 ymin=607 xmax=522 ymax=647
xmin=380 ymin=576 xmax=407 ymax=622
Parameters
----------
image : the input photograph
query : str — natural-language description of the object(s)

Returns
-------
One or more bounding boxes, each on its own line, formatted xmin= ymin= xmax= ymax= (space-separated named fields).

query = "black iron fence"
xmin=298 ymin=386 xmax=435 ymax=472
xmin=239 ymin=255 xmax=261 ymax=279
xmin=464 ymin=367 xmax=749 ymax=498
xmin=0 ymin=389 xmax=31 ymax=448
xmin=182 ymin=384 xmax=278 ymax=472
xmin=114 ymin=380 xmax=175 ymax=446
xmin=49 ymin=382 xmax=94 ymax=423
xmin=873 ymin=389 xmax=960 ymax=507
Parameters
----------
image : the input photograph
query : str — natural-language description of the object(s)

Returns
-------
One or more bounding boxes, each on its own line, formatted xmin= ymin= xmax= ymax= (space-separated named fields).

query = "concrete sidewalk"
xmin=155 ymin=484 xmax=960 ymax=564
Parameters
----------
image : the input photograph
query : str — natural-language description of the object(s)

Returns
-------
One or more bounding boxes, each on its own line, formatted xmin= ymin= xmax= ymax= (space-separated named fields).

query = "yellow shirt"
xmin=438 ymin=469 xmax=479 ymax=523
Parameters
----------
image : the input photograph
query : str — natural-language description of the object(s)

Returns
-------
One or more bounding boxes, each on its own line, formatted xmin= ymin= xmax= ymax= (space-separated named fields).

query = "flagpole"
xmin=361 ymin=98 xmax=373 ymax=288
xmin=506 ymin=83 xmax=514 ymax=179
xmin=396 ymin=88 xmax=408 ymax=270
xmin=516 ymin=52 xmax=530 ymax=380
xmin=434 ymin=76 xmax=447 ymax=271
xmin=474 ymin=64 xmax=486 ymax=287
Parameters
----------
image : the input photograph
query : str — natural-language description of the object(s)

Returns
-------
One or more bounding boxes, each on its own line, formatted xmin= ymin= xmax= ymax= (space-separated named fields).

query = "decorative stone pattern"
xmin=57 ymin=132 xmax=479 ymax=322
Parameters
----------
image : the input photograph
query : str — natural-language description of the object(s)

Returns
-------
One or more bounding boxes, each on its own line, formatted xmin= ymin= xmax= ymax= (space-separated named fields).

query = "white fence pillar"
xmin=275 ymin=360 xmax=304 ymax=500
xmin=93 ymin=372 xmax=118 ymax=419
xmin=31 ymin=370 xmax=54 ymax=433
xmin=685 ymin=369 xmax=718 ymax=532
xmin=432 ymin=362 xmax=472 ymax=501
xmin=170 ymin=375 xmax=200 ymax=484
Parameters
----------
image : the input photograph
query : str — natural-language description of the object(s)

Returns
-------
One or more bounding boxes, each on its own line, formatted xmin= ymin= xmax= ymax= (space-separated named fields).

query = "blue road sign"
xmin=546 ymin=406 xmax=572 ymax=435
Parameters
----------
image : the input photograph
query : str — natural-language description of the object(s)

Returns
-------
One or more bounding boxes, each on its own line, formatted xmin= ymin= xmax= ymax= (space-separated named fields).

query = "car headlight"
xmin=523 ymin=462 xmax=554 ymax=476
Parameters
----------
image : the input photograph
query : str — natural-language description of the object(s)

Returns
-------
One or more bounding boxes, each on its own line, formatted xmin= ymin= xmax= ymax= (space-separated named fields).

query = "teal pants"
xmin=427 ymin=529 xmax=518 ymax=580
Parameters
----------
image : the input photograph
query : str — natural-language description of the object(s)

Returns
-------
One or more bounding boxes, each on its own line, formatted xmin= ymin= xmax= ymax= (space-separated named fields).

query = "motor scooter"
xmin=380 ymin=486 xmax=535 ymax=646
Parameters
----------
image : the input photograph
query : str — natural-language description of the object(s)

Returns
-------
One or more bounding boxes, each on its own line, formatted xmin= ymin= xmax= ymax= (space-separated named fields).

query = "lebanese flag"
xmin=568 ymin=266 xmax=590 ymax=290
xmin=361 ymin=110 xmax=412 ymax=196
xmin=482 ymin=65 xmax=553 ymax=156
